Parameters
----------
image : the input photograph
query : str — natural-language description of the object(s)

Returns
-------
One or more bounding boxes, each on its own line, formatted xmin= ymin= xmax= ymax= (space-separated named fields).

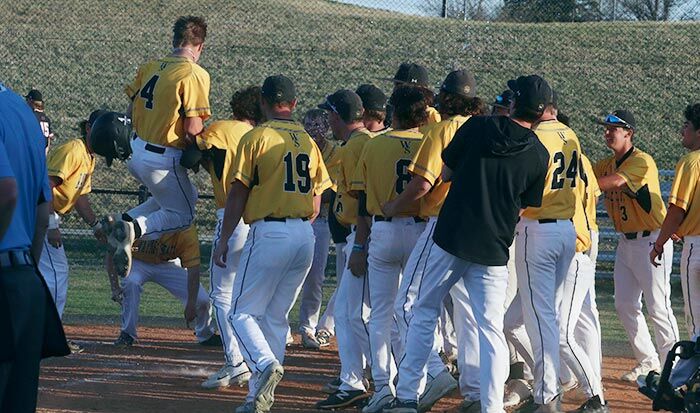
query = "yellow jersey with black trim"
xmin=594 ymin=147 xmax=666 ymax=233
xmin=198 ymin=120 xmax=253 ymax=209
xmin=669 ymin=150 xmax=700 ymax=237
xmin=409 ymin=115 xmax=470 ymax=217
xmin=573 ymin=154 xmax=600 ymax=253
xmin=232 ymin=119 xmax=332 ymax=224
xmin=522 ymin=120 xmax=582 ymax=220
xmin=132 ymin=224 xmax=200 ymax=268
xmin=328 ymin=129 xmax=374 ymax=227
xmin=351 ymin=129 xmax=424 ymax=217
xmin=125 ymin=56 xmax=211 ymax=149
xmin=47 ymin=138 xmax=95 ymax=214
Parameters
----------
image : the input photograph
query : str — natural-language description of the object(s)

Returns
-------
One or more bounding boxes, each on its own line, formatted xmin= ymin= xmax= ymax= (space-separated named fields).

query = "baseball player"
xmin=194 ymin=86 xmax=263 ymax=387
xmin=386 ymin=76 xmax=549 ymax=413
xmin=25 ymin=89 xmax=54 ymax=151
xmin=593 ymin=109 xmax=679 ymax=381
xmin=491 ymin=90 xmax=514 ymax=116
xmin=651 ymin=103 xmax=700 ymax=343
xmin=385 ymin=63 xmax=441 ymax=128
xmin=108 ymin=224 xmax=219 ymax=347
xmin=381 ymin=70 xmax=483 ymax=411
xmin=39 ymin=109 xmax=106 ymax=353
xmin=511 ymin=76 xmax=583 ymax=413
xmin=315 ymin=89 xmax=375 ymax=410
xmin=104 ymin=16 xmax=210 ymax=278
xmin=344 ymin=85 xmax=430 ymax=413
xmin=212 ymin=74 xmax=331 ymax=413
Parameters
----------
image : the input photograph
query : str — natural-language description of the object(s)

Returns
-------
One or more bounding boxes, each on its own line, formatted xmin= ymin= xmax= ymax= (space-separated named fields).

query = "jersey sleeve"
xmin=409 ymin=124 xmax=443 ymax=185
xmin=617 ymin=155 xmax=650 ymax=193
xmin=177 ymin=226 xmax=201 ymax=268
xmin=322 ymin=140 xmax=341 ymax=167
xmin=349 ymin=144 xmax=369 ymax=192
xmin=231 ymin=130 xmax=257 ymax=187
xmin=124 ymin=65 xmax=143 ymax=101
xmin=669 ymin=156 xmax=699 ymax=212
xmin=181 ymin=68 xmax=211 ymax=120
xmin=311 ymin=143 xmax=333 ymax=196
xmin=0 ymin=140 xmax=14 ymax=179
xmin=520 ymin=146 xmax=548 ymax=208
xmin=441 ymin=122 xmax=469 ymax=171
xmin=197 ymin=121 xmax=224 ymax=150
xmin=46 ymin=144 xmax=76 ymax=182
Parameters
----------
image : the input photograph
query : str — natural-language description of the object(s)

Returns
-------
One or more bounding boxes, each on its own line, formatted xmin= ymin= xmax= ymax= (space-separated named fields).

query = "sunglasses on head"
xmin=496 ymin=95 xmax=504 ymax=103
xmin=605 ymin=114 xmax=632 ymax=129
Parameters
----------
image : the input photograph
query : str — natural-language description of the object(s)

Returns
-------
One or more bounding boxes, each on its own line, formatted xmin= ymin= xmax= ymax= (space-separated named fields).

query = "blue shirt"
xmin=0 ymin=82 xmax=52 ymax=252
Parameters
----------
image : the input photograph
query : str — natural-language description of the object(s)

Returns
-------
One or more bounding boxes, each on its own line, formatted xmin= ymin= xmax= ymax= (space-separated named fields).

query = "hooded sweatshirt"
xmin=434 ymin=115 xmax=549 ymax=266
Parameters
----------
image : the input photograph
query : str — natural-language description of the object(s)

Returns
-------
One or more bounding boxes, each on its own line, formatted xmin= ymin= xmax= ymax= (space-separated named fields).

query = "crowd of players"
xmin=3 ymin=13 xmax=700 ymax=413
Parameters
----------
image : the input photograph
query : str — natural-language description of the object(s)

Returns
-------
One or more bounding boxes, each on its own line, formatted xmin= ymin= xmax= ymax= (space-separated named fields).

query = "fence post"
xmin=442 ymin=0 xmax=448 ymax=18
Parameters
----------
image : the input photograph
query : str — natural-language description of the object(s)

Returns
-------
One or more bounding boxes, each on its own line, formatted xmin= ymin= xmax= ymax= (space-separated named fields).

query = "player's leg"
xmin=119 ymin=260 xmax=151 ymax=341
xmin=575 ymin=284 xmax=603 ymax=380
xmin=37 ymin=233 xmax=69 ymax=318
xmin=613 ymin=238 xmax=661 ymax=376
xmin=440 ymin=297 xmax=459 ymax=365
xmin=316 ymin=240 xmax=346 ymax=342
xmin=298 ymin=217 xmax=331 ymax=348
xmin=681 ymin=237 xmax=700 ymax=340
xmin=449 ymin=278 xmax=480 ymax=404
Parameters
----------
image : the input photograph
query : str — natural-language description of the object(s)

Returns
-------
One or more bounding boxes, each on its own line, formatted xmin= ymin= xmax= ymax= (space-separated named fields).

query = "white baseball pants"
xmin=121 ymin=259 xmax=215 ymax=341
xmin=38 ymin=227 xmax=69 ymax=319
xmin=681 ymin=235 xmax=700 ymax=341
xmin=210 ymin=209 xmax=249 ymax=365
xmin=335 ymin=230 xmax=372 ymax=391
xmin=575 ymin=230 xmax=603 ymax=378
xmin=515 ymin=218 xmax=576 ymax=405
xmin=397 ymin=243 xmax=510 ymax=412
xmin=127 ymin=137 xmax=198 ymax=240
xmin=614 ymin=231 xmax=679 ymax=367
xmin=367 ymin=217 xmax=425 ymax=390
xmin=316 ymin=241 xmax=346 ymax=334
xmin=228 ymin=219 xmax=314 ymax=401
xmin=298 ymin=217 xmax=331 ymax=335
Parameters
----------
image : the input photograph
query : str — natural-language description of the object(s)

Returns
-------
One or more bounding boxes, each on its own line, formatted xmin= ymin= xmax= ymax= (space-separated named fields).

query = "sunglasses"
xmin=324 ymin=97 xmax=339 ymax=114
xmin=605 ymin=114 xmax=633 ymax=129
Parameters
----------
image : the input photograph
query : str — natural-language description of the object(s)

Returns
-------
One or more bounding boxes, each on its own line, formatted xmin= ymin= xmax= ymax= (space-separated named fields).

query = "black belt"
xmin=624 ymin=230 xmax=651 ymax=240
xmin=538 ymin=219 xmax=557 ymax=224
xmin=263 ymin=217 xmax=309 ymax=222
xmin=374 ymin=215 xmax=426 ymax=223
xmin=144 ymin=143 xmax=166 ymax=154
xmin=0 ymin=250 xmax=33 ymax=269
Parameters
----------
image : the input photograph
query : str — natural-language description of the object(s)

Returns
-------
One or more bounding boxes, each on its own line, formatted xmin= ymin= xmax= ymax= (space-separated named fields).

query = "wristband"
xmin=89 ymin=219 xmax=99 ymax=228
xmin=352 ymin=243 xmax=365 ymax=252
xmin=48 ymin=213 xmax=59 ymax=230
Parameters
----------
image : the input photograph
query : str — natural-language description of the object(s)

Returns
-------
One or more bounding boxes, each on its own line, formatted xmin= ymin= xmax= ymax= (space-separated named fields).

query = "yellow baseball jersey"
xmin=125 ymin=56 xmax=211 ymax=149
xmin=522 ymin=120 xmax=582 ymax=220
xmin=232 ymin=119 xmax=332 ymax=223
xmin=132 ymin=224 xmax=200 ymax=268
xmin=409 ymin=115 xmax=470 ymax=217
xmin=668 ymin=150 xmax=700 ymax=237
xmin=47 ymin=138 xmax=95 ymax=214
xmin=328 ymin=129 xmax=374 ymax=227
xmin=573 ymin=155 xmax=600 ymax=253
xmin=594 ymin=147 xmax=666 ymax=233
xmin=198 ymin=120 xmax=254 ymax=209
xmin=351 ymin=129 xmax=424 ymax=217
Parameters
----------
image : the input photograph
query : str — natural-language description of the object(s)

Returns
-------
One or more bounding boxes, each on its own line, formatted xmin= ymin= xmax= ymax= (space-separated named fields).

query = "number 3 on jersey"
xmin=139 ymin=75 xmax=159 ymax=110
xmin=551 ymin=150 xmax=578 ymax=190
xmin=283 ymin=152 xmax=311 ymax=193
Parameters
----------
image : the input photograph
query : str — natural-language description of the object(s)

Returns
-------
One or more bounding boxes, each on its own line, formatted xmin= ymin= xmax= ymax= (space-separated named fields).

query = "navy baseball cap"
xmin=318 ymin=89 xmax=364 ymax=123
xmin=440 ymin=70 xmax=476 ymax=98
xmin=596 ymin=109 xmax=636 ymax=130
xmin=355 ymin=84 xmax=387 ymax=111
xmin=386 ymin=63 xmax=429 ymax=87
xmin=508 ymin=75 xmax=553 ymax=115
xmin=26 ymin=89 xmax=43 ymax=101
xmin=492 ymin=90 xmax=514 ymax=108
xmin=261 ymin=75 xmax=296 ymax=103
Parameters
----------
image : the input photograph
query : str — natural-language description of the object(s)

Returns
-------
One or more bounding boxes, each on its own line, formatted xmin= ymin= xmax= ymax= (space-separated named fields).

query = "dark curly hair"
xmin=437 ymin=93 xmax=488 ymax=117
xmin=172 ymin=16 xmax=207 ymax=48
xmin=230 ymin=86 xmax=264 ymax=124
xmin=684 ymin=104 xmax=700 ymax=130
xmin=364 ymin=109 xmax=386 ymax=123
xmin=390 ymin=85 xmax=428 ymax=130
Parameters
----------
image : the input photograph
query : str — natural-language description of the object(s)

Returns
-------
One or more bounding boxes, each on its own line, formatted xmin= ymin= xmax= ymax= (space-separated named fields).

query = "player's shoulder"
xmin=677 ymin=150 xmax=700 ymax=170
xmin=51 ymin=138 xmax=84 ymax=156
xmin=628 ymin=147 xmax=657 ymax=167
xmin=189 ymin=61 xmax=210 ymax=80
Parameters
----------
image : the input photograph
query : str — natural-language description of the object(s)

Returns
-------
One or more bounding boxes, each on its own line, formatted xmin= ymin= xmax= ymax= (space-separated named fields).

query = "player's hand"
xmin=348 ymin=250 xmax=367 ymax=277
xmin=213 ymin=242 xmax=229 ymax=268
xmin=649 ymin=243 xmax=663 ymax=267
xmin=47 ymin=228 xmax=62 ymax=248
xmin=184 ymin=300 xmax=197 ymax=328
xmin=671 ymin=233 xmax=681 ymax=242
xmin=381 ymin=200 xmax=398 ymax=218
xmin=92 ymin=221 xmax=107 ymax=243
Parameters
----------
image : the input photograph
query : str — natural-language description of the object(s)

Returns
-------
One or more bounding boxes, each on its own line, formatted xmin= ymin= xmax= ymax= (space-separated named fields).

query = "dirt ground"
xmin=37 ymin=325 xmax=655 ymax=412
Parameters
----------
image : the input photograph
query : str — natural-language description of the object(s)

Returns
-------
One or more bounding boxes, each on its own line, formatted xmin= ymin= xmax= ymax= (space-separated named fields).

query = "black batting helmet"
xmin=89 ymin=112 xmax=132 ymax=166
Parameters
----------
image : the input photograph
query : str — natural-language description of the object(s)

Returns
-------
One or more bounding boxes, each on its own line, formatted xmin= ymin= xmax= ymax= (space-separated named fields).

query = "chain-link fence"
xmin=1 ymin=0 xmax=699 ymax=274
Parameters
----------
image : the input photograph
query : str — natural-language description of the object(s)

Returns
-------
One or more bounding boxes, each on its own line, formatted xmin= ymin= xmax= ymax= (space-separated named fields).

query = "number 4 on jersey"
xmin=551 ymin=150 xmax=578 ymax=190
xmin=140 ymin=75 xmax=159 ymax=110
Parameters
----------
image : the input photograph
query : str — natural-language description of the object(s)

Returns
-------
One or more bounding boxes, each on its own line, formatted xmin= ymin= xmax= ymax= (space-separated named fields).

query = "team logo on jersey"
xmin=400 ymin=140 xmax=412 ymax=154
xmin=290 ymin=132 xmax=301 ymax=148
xmin=558 ymin=132 xmax=567 ymax=142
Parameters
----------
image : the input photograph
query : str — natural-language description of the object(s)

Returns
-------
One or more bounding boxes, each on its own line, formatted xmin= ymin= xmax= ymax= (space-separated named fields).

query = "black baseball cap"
xmin=88 ymin=109 xmax=110 ymax=126
xmin=355 ymin=84 xmax=387 ymax=111
xmin=318 ymin=89 xmax=364 ymax=123
xmin=492 ymin=90 xmax=514 ymax=108
xmin=386 ymin=63 xmax=429 ymax=87
xmin=261 ymin=75 xmax=295 ymax=103
xmin=596 ymin=109 xmax=636 ymax=130
xmin=440 ymin=70 xmax=476 ymax=98
xmin=507 ymin=75 xmax=553 ymax=115
xmin=26 ymin=89 xmax=43 ymax=101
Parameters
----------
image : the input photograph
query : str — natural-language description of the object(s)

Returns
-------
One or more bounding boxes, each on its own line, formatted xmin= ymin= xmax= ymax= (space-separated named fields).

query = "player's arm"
xmin=184 ymin=264 xmax=201 ymax=327
xmin=650 ymin=204 xmax=685 ymax=267
xmin=213 ymin=180 xmax=250 ymax=267
xmin=597 ymin=173 xmax=629 ymax=192
xmin=74 ymin=195 xmax=100 ymax=230
xmin=382 ymin=175 xmax=432 ymax=218
xmin=45 ymin=175 xmax=62 ymax=247
xmin=184 ymin=116 xmax=205 ymax=146
xmin=348 ymin=191 xmax=371 ymax=277
xmin=182 ymin=71 xmax=211 ymax=146
xmin=31 ymin=152 xmax=53 ymax=261
xmin=441 ymin=165 xmax=453 ymax=182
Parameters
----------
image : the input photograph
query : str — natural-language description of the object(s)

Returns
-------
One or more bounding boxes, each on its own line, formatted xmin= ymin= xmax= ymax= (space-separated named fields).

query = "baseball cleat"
xmin=301 ymin=330 xmax=321 ymax=350
xmin=321 ymin=377 xmax=342 ymax=394
xmin=568 ymin=395 xmax=609 ymax=413
xmin=199 ymin=334 xmax=223 ymax=347
xmin=201 ymin=362 xmax=251 ymax=389
xmin=67 ymin=340 xmax=84 ymax=354
xmin=234 ymin=401 xmax=257 ymax=413
xmin=316 ymin=329 xmax=332 ymax=347
xmin=253 ymin=361 xmax=284 ymax=412
xmin=316 ymin=389 xmax=370 ymax=410
xmin=285 ymin=331 xmax=294 ymax=347
xmin=560 ymin=379 xmax=579 ymax=393
xmin=459 ymin=399 xmax=482 ymax=413
xmin=362 ymin=385 xmax=394 ymax=413
xmin=381 ymin=398 xmax=418 ymax=413
xmin=620 ymin=361 xmax=660 ymax=382
xmin=504 ymin=378 xmax=533 ymax=408
xmin=418 ymin=369 xmax=458 ymax=412
xmin=515 ymin=394 xmax=561 ymax=413
xmin=113 ymin=331 xmax=134 ymax=348
xmin=103 ymin=215 xmax=135 ymax=278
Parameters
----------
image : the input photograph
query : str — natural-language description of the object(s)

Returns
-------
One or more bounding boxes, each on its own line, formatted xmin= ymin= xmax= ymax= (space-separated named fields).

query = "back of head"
xmin=508 ymin=74 xmax=553 ymax=123
xmin=303 ymin=109 xmax=330 ymax=141
xmin=172 ymin=16 xmax=207 ymax=48
xmin=438 ymin=69 xmax=485 ymax=117
xmin=390 ymin=85 xmax=428 ymax=129
xmin=25 ymin=89 xmax=44 ymax=110
xmin=230 ymin=86 xmax=264 ymax=124
xmin=260 ymin=74 xmax=296 ymax=108
xmin=318 ymin=89 xmax=364 ymax=124
xmin=89 ymin=112 xmax=133 ymax=167
xmin=685 ymin=104 xmax=700 ymax=130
